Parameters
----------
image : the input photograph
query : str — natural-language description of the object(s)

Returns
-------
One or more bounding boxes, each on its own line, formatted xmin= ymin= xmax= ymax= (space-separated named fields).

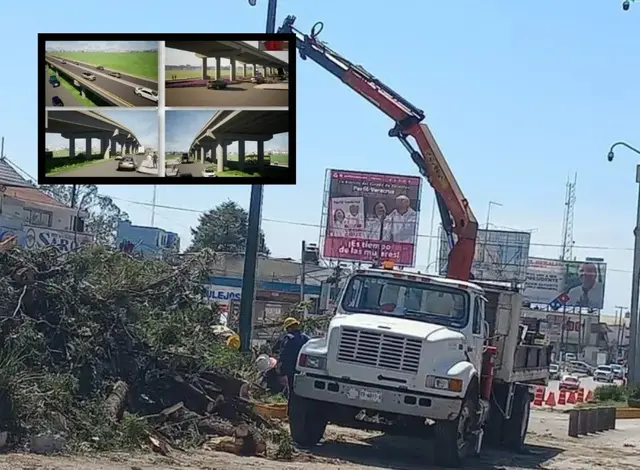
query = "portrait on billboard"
xmin=564 ymin=262 xmax=606 ymax=309
xmin=322 ymin=170 xmax=422 ymax=266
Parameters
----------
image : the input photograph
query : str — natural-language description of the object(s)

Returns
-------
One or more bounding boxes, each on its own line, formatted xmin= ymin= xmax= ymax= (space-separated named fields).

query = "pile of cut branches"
xmin=0 ymin=245 xmax=283 ymax=456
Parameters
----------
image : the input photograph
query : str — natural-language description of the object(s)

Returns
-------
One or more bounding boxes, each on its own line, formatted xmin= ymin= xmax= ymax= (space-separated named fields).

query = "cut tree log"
xmin=104 ymin=380 xmax=129 ymax=422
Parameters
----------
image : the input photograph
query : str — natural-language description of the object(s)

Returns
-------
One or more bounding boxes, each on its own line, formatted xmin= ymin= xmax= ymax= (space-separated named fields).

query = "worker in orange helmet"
xmin=276 ymin=317 xmax=310 ymax=398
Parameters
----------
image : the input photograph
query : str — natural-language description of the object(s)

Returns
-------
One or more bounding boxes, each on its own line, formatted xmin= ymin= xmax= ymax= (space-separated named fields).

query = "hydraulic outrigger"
xmin=278 ymin=17 xmax=479 ymax=281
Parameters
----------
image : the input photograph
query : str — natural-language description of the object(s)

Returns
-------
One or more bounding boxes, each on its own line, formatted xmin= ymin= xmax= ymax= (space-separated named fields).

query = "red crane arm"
xmin=280 ymin=17 xmax=478 ymax=280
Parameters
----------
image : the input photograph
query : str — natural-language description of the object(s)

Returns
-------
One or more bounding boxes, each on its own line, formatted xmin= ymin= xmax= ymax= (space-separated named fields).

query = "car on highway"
xmin=207 ymin=79 xmax=228 ymax=90
xmin=61 ymin=60 xmax=66 ymax=64
xmin=49 ymin=75 xmax=60 ymax=87
xmin=549 ymin=363 xmax=561 ymax=380
xmin=117 ymin=157 xmax=136 ymax=171
xmin=82 ymin=72 xmax=96 ymax=81
xmin=114 ymin=154 xmax=123 ymax=160
xmin=251 ymin=76 xmax=265 ymax=84
xmin=51 ymin=96 xmax=64 ymax=107
xmin=202 ymin=166 xmax=216 ymax=177
xmin=559 ymin=374 xmax=581 ymax=391
xmin=134 ymin=87 xmax=158 ymax=103
xmin=568 ymin=360 xmax=593 ymax=376
xmin=594 ymin=365 xmax=614 ymax=383
xmin=109 ymin=71 xmax=122 ymax=79
xmin=610 ymin=364 xmax=625 ymax=380
xmin=97 ymin=66 xmax=104 ymax=71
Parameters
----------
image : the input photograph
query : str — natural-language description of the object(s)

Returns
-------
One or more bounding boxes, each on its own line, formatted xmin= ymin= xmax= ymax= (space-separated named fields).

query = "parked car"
xmin=51 ymin=96 xmax=64 ymax=107
xmin=134 ymin=87 xmax=158 ymax=102
xmin=568 ymin=360 xmax=593 ymax=376
xmin=549 ymin=363 xmax=561 ymax=381
xmin=559 ymin=375 xmax=581 ymax=390
xmin=49 ymin=75 xmax=60 ymax=87
xmin=82 ymin=72 xmax=96 ymax=81
xmin=109 ymin=71 xmax=122 ymax=78
xmin=206 ymin=79 xmax=228 ymax=90
xmin=610 ymin=364 xmax=625 ymax=380
xmin=594 ymin=365 xmax=614 ymax=382
xmin=117 ymin=157 xmax=136 ymax=171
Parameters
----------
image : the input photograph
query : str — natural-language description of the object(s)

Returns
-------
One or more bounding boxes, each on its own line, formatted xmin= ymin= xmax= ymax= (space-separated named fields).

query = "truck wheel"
xmin=434 ymin=396 xmax=477 ymax=468
xmin=288 ymin=393 xmax=327 ymax=447
xmin=502 ymin=387 xmax=530 ymax=452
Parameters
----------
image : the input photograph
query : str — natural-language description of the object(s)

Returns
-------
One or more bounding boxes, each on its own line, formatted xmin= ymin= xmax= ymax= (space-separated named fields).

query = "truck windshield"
xmin=340 ymin=275 xmax=470 ymax=328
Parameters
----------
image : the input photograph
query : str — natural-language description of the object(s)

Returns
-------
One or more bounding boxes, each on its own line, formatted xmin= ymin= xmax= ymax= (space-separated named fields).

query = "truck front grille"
xmin=337 ymin=327 xmax=422 ymax=373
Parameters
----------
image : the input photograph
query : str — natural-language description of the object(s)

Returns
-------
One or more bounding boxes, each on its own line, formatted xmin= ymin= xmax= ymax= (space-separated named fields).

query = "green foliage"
xmin=593 ymin=384 xmax=626 ymax=402
xmin=188 ymin=200 xmax=270 ymax=255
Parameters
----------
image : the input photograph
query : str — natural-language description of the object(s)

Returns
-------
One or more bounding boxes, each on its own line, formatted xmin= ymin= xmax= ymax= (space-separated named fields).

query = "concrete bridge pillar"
xmin=110 ymin=139 xmax=118 ymax=157
xmin=238 ymin=140 xmax=246 ymax=171
xmin=200 ymin=147 xmax=205 ymax=164
xmin=85 ymin=137 xmax=91 ymax=156
xmin=230 ymin=58 xmax=237 ymax=81
xmin=215 ymin=57 xmax=221 ymax=80
xmin=257 ymin=140 xmax=265 ymax=169
xmin=253 ymin=64 xmax=257 ymax=76
xmin=69 ymin=138 xmax=75 ymax=158
xmin=216 ymin=144 xmax=224 ymax=173
xmin=202 ymin=57 xmax=208 ymax=80
xmin=124 ymin=143 xmax=130 ymax=154
xmin=242 ymin=63 xmax=247 ymax=77
xmin=101 ymin=138 xmax=109 ymax=158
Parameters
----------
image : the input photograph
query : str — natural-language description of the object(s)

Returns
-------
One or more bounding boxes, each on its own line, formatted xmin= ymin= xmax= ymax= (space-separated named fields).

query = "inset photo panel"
xmin=42 ymin=109 xmax=159 ymax=181
xmin=165 ymin=109 xmax=293 ymax=184
xmin=165 ymin=40 xmax=290 ymax=107
xmin=43 ymin=39 xmax=159 ymax=108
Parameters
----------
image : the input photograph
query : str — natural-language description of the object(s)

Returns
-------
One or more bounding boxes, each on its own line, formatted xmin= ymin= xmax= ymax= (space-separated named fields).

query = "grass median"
xmin=46 ymin=154 xmax=110 ymax=175
xmin=56 ymin=51 xmax=158 ymax=80
xmin=47 ymin=65 xmax=96 ymax=107
xmin=165 ymin=69 xmax=254 ymax=80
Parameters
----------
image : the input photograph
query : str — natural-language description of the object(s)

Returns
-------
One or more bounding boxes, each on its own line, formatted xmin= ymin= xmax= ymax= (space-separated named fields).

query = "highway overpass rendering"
xmin=43 ymin=110 xmax=156 ymax=180
xmin=44 ymin=55 xmax=158 ymax=107
xmin=165 ymin=41 xmax=289 ymax=107
xmin=170 ymin=109 xmax=292 ymax=181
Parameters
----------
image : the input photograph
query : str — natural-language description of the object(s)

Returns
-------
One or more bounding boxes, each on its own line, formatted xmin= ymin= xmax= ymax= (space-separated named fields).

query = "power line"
xmin=110 ymin=196 xmax=634 ymax=253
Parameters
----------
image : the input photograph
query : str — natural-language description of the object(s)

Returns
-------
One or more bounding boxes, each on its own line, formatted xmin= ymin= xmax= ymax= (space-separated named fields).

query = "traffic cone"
xmin=567 ymin=391 xmax=577 ymax=404
xmin=545 ymin=391 xmax=556 ymax=406
xmin=533 ymin=387 xmax=544 ymax=406
xmin=585 ymin=389 xmax=594 ymax=402
xmin=558 ymin=389 xmax=567 ymax=405
xmin=577 ymin=388 xmax=584 ymax=403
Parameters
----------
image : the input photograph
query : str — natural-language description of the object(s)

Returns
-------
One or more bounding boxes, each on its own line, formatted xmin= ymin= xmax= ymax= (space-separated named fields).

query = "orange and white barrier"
xmin=533 ymin=387 xmax=545 ymax=406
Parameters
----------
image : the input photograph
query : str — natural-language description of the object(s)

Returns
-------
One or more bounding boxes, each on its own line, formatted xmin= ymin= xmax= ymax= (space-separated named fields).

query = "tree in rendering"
xmin=188 ymin=200 xmax=270 ymax=255
xmin=39 ymin=184 xmax=129 ymax=246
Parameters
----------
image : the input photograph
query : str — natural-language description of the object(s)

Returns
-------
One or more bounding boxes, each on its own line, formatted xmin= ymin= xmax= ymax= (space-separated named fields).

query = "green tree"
xmin=39 ymin=185 xmax=129 ymax=246
xmin=188 ymin=200 xmax=270 ymax=255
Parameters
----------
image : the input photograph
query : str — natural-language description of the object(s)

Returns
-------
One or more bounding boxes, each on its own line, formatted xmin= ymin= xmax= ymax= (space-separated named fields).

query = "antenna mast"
xmin=560 ymin=173 xmax=577 ymax=260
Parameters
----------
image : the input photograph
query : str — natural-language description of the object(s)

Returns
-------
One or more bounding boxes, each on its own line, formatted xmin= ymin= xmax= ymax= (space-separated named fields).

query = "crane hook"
xmin=310 ymin=21 xmax=324 ymax=40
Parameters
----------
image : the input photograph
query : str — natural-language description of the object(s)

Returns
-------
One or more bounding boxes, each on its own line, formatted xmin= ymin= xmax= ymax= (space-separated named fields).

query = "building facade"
xmin=116 ymin=220 xmax=180 ymax=259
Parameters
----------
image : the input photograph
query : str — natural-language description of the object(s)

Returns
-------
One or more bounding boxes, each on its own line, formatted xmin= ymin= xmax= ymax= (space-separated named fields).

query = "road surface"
xmin=0 ymin=410 xmax=637 ymax=470
xmin=166 ymin=82 xmax=289 ymax=107
xmin=44 ymin=69 xmax=83 ymax=107
xmin=47 ymin=155 xmax=155 ymax=178
xmin=49 ymin=58 xmax=157 ymax=107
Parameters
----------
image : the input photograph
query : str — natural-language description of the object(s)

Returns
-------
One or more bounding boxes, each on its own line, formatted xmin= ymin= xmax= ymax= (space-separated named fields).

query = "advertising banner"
xmin=523 ymin=257 xmax=607 ymax=309
xmin=322 ymin=169 xmax=422 ymax=266
xmin=1 ymin=226 xmax=92 ymax=253
xmin=437 ymin=228 xmax=531 ymax=282
xmin=521 ymin=308 xmax=599 ymax=344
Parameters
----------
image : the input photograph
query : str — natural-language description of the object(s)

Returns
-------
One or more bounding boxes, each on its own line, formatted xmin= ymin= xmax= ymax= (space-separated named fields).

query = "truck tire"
xmin=501 ymin=386 xmax=530 ymax=452
xmin=433 ymin=394 xmax=477 ymax=468
xmin=288 ymin=393 xmax=328 ymax=447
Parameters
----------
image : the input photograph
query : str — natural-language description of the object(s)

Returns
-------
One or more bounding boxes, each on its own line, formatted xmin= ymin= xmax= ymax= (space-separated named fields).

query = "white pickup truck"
xmin=288 ymin=267 xmax=550 ymax=467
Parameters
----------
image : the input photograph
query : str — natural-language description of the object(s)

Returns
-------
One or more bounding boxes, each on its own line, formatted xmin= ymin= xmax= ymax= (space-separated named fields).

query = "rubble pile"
xmin=0 ymin=245 xmax=285 ymax=456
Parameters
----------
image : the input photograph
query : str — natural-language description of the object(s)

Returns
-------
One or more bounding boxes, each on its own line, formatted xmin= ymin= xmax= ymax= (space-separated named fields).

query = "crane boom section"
xmin=280 ymin=17 xmax=478 ymax=280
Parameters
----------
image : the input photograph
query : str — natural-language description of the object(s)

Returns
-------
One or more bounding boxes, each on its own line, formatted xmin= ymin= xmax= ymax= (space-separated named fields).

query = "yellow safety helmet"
xmin=283 ymin=317 xmax=300 ymax=330
xmin=226 ymin=334 xmax=241 ymax=349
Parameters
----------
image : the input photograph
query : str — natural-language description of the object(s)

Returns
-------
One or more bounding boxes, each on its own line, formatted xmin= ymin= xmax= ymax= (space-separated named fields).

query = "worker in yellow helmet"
xmin=277 ymin=317 xmax=310 ymax=397
xmin=226 ymin=333 xmax=241 ymax=350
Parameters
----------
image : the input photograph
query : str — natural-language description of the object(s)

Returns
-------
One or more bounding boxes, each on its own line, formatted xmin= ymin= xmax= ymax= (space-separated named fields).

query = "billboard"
xmin=521 ymin=308 xmax=599 ymax=345
xmin=322 ymin=169 xmax=423 ymax=266
xmin=437 ymin=228 xmax=531 ymax=282
xmin=523 ymin=258 xmax=607 ymax=309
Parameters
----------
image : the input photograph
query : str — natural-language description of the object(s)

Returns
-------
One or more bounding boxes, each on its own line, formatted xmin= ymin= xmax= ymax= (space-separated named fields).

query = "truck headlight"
xmin=298 ymin=353 xmax=326 ymax=370
xmin=425 ymin=375 xmax=463 ymax=392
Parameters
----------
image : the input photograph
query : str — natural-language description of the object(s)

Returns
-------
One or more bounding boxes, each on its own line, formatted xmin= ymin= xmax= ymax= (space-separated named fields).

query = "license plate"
xmin=346 ymin=387 xmax=382 ymax=403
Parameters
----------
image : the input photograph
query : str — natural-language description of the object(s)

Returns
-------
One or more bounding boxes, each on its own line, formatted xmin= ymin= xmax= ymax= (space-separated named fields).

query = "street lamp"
xmin=608 ymin=140 xmax=640 ymax=384
xmin=485 ymin=201 xmax=503 ymax=230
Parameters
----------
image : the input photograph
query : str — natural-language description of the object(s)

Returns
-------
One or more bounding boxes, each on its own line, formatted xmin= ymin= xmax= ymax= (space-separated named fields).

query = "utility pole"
xmin=300 ymin=240 xmax=306 ymax=302
xmin=1 ymin=136 xmax=4 ymax=159
xmin=151 ymin=185 xmax=157 ymax=227
xmin=70 ymin=184 xmax=77 ymax=208
xmin=615 ymin=305 xmax=628 ymax=360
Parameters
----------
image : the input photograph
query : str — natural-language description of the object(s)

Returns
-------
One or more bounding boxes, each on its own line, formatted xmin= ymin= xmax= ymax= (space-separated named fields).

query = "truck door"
xmin=470 ymin=297 xmax=485 ymax=369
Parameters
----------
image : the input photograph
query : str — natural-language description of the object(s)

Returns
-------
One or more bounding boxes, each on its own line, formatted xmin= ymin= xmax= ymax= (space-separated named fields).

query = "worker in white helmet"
xmin=255 ymin=354 xmax=283 ymax=393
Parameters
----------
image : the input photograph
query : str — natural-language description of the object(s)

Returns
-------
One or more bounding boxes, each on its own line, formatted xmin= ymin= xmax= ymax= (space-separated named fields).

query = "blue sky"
xmin=3 ymin=1 xmax=639 ymax=314
xmin=45 ymin=110 xmax=158 ymax=150
xmin=165 ymin=110 xmax=289 ymax=152
xmin=166 ymin=41 xmax=288 ymax=67
xmin=45 ymin=41 xmax=157 ymax=52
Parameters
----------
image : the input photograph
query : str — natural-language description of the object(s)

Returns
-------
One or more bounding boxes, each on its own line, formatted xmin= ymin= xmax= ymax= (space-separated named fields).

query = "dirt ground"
xmin=1 ymin=410 xmax=639 ymax=470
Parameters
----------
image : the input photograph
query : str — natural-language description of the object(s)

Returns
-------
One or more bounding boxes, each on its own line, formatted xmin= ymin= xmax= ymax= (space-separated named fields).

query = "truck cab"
xmin=289 ymin=266 xmax=549 ymax=467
